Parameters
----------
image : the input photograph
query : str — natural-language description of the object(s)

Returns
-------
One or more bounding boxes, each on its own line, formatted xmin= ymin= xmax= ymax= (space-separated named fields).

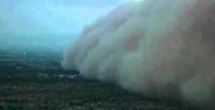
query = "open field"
xmin=0 ymin=50 xmax=194 ymax=110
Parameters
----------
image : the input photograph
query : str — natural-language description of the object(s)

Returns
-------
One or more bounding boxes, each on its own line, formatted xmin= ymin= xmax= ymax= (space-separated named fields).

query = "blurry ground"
xmin=0 ymin=50 xmax=194 ymax=110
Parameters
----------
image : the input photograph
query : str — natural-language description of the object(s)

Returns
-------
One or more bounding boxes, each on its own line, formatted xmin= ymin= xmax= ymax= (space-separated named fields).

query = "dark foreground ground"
xmin=0 ymin=50 xmax=194 ymax=110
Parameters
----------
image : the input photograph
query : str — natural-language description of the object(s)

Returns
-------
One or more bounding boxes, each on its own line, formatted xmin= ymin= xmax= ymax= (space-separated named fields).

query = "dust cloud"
xmin=62 ymin=0 xmax=215 ymax=108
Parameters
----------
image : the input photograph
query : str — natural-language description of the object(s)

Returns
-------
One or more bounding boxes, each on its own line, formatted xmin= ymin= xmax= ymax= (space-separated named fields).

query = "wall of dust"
xmin=62 ymin=0 xmax=215 ymax=108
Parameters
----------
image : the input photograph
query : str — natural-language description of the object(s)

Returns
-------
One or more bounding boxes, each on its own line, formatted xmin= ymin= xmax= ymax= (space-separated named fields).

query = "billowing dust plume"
xmin=62 ymin=0 xmax=215 ymax=108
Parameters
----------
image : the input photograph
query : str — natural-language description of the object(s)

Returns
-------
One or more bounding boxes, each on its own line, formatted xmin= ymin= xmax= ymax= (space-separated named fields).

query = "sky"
xmin=0 ymin=0 xmax=125 ymax=51
xmin=0 ymin=0 xmax=124 ymax=35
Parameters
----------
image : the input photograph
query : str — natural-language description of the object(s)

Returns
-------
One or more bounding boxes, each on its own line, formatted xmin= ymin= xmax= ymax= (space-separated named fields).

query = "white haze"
xmin=62 ymin=0 xmax=215 ymax=109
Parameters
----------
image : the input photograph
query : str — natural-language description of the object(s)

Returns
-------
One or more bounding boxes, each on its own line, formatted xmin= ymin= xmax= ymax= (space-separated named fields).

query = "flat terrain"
xmin=0 ymin=50 xmax=193 ymax=110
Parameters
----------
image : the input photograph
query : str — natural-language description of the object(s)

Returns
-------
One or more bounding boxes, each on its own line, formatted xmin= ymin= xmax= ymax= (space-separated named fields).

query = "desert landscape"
xmin=0 ymin=50 xmax=193 ymax=110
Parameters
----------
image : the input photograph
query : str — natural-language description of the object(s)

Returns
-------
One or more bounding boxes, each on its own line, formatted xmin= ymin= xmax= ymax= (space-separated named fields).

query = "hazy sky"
xmin=0 ymin=0 xmax=127 ymax=51
xmin=0 ymin=0 xmax=124 ymax=36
